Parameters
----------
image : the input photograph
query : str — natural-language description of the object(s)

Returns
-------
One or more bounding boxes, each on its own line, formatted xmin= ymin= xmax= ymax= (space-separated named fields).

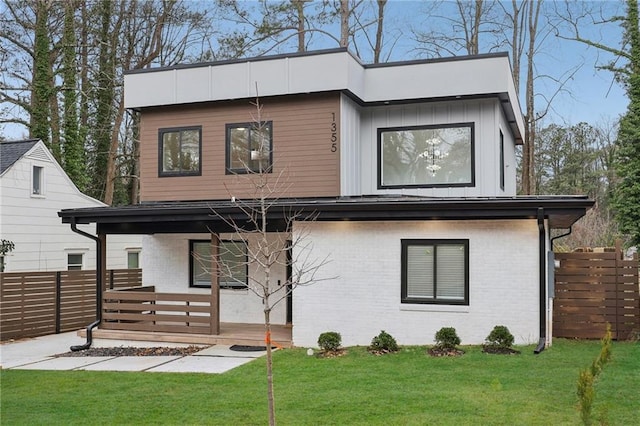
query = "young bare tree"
xmin=194 ymin=92 xmax=332 ymax=426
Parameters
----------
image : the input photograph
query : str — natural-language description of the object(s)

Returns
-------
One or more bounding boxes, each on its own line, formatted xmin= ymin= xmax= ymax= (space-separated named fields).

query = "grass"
xmin=1 ymin=339 xmax=638 ymax=425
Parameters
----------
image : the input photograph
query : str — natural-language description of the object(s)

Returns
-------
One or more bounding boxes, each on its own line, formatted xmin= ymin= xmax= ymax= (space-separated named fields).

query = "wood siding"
xmin=139 ymin=93 xmax=341 ymax=201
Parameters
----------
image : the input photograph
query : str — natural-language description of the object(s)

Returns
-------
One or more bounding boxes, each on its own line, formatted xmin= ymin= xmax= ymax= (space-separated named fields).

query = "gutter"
xmin=69 ymin=218 xmax=103 ymax=351
xmin=534 ymin=208 xmax=546 ymax=354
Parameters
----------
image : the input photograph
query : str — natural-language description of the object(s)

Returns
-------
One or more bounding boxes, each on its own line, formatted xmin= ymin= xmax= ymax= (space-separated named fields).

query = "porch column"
xmin=210 ymin=233 xmax=220 ymax=335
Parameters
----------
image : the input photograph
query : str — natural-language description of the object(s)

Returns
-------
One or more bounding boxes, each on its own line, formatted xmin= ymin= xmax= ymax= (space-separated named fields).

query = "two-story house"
xmin=59 ymin=48 xmax=593 ymax=350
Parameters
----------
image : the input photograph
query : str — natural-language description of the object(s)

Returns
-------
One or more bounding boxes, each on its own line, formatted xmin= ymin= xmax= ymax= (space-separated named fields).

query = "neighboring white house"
xmin=0 ymin=139 xmax=141 ymax=272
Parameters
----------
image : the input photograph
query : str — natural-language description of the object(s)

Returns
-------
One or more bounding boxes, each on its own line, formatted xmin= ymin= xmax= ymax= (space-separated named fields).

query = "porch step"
xmin=78 ymin=323 xmax=293 ymax=348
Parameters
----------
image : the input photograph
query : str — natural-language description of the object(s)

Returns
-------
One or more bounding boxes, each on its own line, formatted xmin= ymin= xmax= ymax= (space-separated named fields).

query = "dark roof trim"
xmin=124 ymin=48 xmax=510 ymax=76
xmin=59 ymin=196 xmax=593 ymax=234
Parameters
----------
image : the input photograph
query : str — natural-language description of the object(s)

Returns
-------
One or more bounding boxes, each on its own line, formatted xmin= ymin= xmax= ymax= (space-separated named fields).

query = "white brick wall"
xmin=292 ymin=219 xmax=540 ymax=347
xmin=142 ymin=233 xmax=287 ymax=325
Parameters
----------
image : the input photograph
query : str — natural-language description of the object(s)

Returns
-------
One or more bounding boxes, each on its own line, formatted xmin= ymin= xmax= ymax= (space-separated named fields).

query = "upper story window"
xmin=401 ymin=239 xmax=469 ymax=305
xmin=226 ymin=122 xmax=273 ymax=174
xmin=378 ymin=123 xmax=475 ymax=188
xmin=158 ymin=126 xmax=201 ymax=177
xmin=32 ymin=165 xmax=44 ymax=196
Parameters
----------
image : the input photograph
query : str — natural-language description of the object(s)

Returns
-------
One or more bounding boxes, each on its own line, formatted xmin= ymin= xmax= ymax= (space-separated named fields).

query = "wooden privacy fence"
xmin=553 ymin=245 xmax=639 ymax=340
xmin=102 ymin=287 xmax=213 ymax=335
xmin=0 ymin=269 xmax=141 ymax=340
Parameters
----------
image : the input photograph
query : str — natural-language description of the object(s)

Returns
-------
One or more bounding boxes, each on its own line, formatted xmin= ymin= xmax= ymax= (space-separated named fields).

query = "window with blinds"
xmin=401 ymin=239 xmax=469 ymax=305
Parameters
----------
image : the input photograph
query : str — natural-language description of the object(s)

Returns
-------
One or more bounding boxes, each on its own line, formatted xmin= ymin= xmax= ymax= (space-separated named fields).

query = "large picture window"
xmin=190 ymin=240 xmax=248 ymax=289
xmin=379 ymin=123 xmax=474 ymax=188
xmin=159 ymin=126 xmax=201 ymax=176
xmin=226 ymin=122 xmax=273 ymax=174
xmin=401 ymin=239 xmax=469 ymax=305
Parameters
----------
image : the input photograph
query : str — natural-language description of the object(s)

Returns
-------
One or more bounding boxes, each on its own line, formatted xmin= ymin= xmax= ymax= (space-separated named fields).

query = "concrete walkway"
xmin=0 ymin=332 xmax=268 ymax=373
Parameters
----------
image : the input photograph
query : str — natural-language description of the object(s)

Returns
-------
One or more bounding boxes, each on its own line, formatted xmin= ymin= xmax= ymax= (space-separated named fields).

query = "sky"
xmin=368 ymin=0 xmax=628 ymax=128
xmin=0 ymin=0 xmax=629 ymax=140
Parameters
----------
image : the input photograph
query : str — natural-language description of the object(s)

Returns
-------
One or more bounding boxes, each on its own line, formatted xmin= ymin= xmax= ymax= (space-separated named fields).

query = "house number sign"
xmin=330 ymin=112 xmax=338 ymax=152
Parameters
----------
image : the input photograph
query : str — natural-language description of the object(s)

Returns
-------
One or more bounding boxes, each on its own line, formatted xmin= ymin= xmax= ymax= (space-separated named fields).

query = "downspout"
xmin=534 ymin=208 xmax=546 ymax=354
xmin=550 ymin=227 xmax=572 ymax=251
xmin=69 ymin=218 xmax=103 ymax=351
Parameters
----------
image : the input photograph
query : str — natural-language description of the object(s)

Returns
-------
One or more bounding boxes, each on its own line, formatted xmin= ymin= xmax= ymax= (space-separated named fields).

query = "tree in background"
xmin=557 ymin=0 xmax=640 ymax=246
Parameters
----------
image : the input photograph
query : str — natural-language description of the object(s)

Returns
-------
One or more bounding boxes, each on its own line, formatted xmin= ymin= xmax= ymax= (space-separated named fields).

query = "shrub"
xmin=317 ymin=331 xmax=342 ymax=352
xmin=485 ymin=325 xmax=515 ymax=349
xmin=369 ymin=330 xmax=398 ymax=352
xmin=434 ymin=327 xmax=461 ymax=349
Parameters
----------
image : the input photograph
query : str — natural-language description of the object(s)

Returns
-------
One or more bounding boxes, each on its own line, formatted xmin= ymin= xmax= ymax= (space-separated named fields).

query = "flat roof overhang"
xmin=59 ymin=196 xmax=594 ymax=235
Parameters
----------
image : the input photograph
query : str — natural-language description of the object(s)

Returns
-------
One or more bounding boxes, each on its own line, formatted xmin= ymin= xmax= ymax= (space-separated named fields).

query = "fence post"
xmin=614 ymin=239 xmax=622 ymax=340
xmin=110 ymin=269 xmax=114 ymax=289
xmin=55 ymin=271 xmax=61 ymax=334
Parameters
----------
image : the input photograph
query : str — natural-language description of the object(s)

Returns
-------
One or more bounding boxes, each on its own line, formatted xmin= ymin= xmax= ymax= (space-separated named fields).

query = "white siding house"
xmin=0 ymin=139 xmax=141 ymax=272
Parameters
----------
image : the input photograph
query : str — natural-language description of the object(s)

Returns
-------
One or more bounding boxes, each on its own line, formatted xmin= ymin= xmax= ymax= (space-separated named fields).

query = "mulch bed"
xmin=482 ymin=345 xmax=521 ymax=355
xmin=56 ymin=345 xmax=204 ymax=357
xmin=317 ymin=348 xmax=348 ymax=358
xmin=427 ymin=347 xmax=465 ymax=357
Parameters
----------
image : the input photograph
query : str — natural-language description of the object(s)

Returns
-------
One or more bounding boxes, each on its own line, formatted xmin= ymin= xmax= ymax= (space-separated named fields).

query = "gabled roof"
xmin=0 ymin=139 xmax=40 ymax=174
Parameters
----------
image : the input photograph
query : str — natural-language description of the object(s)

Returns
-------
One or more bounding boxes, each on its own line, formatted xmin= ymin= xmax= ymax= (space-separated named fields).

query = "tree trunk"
xmin=340 ymin=0 xmax=349 ymax=48
xmin=31 ymin=0 xmax=52 ymax=147
xmin=294 ymin=0 xmax=305 ymax=52
xmin=373 ymin=0 xmax=386 ymax=63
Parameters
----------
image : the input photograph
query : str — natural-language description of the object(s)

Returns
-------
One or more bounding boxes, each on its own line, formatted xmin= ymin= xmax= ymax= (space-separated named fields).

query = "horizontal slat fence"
xmin=0 ymin=269 xmax=141 ymax=340
xmin=554 ymin=245 xmax=639 ymax=340
xmin=102 ymin=289 xmax=213 ymax=335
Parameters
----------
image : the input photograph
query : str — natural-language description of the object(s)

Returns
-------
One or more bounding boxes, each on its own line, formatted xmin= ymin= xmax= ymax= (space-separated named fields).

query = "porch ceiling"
xmin=58 ymin=195 xmax=594 ymax=234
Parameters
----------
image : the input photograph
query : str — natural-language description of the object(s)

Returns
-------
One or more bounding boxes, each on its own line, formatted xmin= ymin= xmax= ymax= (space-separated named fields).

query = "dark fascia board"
xmin=60 ymin=196 xmax=593 ymax=233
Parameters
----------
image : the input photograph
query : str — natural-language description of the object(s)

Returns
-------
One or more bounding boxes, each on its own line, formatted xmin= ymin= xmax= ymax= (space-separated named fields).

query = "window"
xmin=190 ymin=240 xmax=248 ymax=289
xmin=226 ymin=122 xmax=273 ymax=173
xmin=127 ymin=251 xmax=140 ymax=269
xmin=67 ymin=253 xmax=84 ymax=270
xmin=379 ymin=123 xmax=474 ymax=188
xmin=32 ymin=165 xmax=44 ymax=195
xmin=499 ymin=130 xmax=505 ymax=190
xmin=158 ymin=126 xmax=201 ymax=176
xmin=401 ymin=239 xmax=469 ymax=305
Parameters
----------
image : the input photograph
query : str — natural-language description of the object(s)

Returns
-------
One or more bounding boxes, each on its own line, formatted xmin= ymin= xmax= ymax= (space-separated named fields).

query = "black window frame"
xmin=499 ymin=130 xmax=505 ymax=191
xmin=189 ymin=239 xmax=249 ymax=289
xmin=401 ymin=239 xmax=469 ymax=305
xmin=158 ymin=126 xmax=202 ymax=177
xmin=225 ymin=121 xmax=273 ymax=174
xmin=378 ymin=122 xmax=475 ymax=189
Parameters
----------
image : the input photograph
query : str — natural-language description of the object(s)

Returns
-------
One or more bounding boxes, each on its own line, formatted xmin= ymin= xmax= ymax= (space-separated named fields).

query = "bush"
xmin=485 ymin=325 xmax=515 ymax=349
xmin=317 ymin=331 xmax=342 ymax=352
xmin=369 ymin=330 xmax=398 ymax=353
xmin=434 ymin=327 xmax=461 ymax=349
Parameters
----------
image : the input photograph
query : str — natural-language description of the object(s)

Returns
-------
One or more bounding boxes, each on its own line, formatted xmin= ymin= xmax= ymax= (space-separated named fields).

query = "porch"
xmin=87 ymin=286 xmax=292 ymax=348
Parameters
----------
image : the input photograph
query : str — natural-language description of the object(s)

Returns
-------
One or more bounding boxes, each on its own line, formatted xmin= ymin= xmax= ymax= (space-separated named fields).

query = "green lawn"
xmin=1 ymin=340 xmax=638 ymax=425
